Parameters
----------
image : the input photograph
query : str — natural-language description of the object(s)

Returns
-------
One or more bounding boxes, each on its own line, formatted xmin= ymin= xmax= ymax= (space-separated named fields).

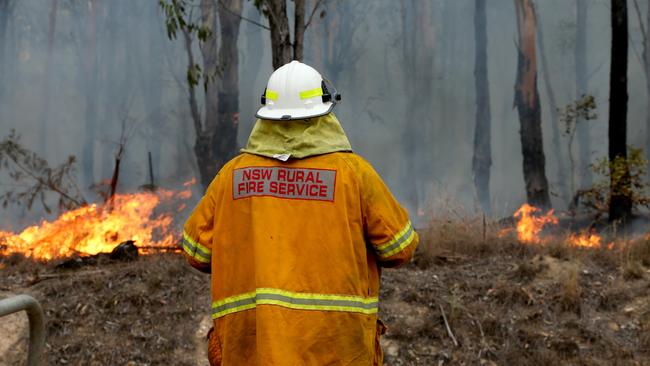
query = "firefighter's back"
xmin=210 ymin=151 xmax=382 ymax=365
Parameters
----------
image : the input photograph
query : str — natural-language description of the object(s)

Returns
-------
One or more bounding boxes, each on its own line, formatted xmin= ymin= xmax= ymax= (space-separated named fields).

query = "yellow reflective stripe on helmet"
xmin=265 ymin=89 xmax=279 ymax=101
xmin=376 ymin=222 xmax=416 ymax=259
xmin=299 ymin=87 xmax=323 ymax=100
xmin=211 ymin=288 xmax=378 ymax=319
xmin=181 ymin=231 xmax=211 ymax=263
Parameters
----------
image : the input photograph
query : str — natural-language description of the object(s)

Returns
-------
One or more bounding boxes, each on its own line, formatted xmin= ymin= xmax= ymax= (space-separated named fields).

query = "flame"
xmin=513 ymin=203 xmax=558 ymax=244
xmin=0 ymin=183 xmax=193 ymax=260
xmin=567 ymin=230 xmax=601 ymax=248
xmin=506 ymin=203 xmax=625 ymax=250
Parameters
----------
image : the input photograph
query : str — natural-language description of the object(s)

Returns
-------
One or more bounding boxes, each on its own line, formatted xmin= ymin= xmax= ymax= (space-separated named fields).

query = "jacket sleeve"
xmin=181 ymin=180 xmax=218 ymax=273
xmin=359 ymin=159 xmax=419 ymax=268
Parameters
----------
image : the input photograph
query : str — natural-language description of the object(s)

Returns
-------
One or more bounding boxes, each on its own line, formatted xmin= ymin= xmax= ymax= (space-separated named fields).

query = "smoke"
xmin=0 ymin=0 xmax=648 ymax=228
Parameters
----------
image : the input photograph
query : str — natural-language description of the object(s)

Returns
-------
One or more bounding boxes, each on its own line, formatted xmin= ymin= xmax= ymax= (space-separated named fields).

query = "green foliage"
xmin=159 ymin=0 xmax=212 ymax=41
xmin=0 ymin=131 xmax=87 ymax=213
xmin=577 ymin=147 xmax=650 ymax=213
xmin=159 ymin=0 xmax=214 ymax=91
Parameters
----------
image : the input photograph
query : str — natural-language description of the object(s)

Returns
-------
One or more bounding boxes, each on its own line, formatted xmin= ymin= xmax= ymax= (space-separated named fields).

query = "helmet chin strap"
xmin=321 ymin=77 xmax=342 ymax=104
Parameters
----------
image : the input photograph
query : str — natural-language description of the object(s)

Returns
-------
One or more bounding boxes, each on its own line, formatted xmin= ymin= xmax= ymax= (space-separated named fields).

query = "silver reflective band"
xmin=376 ymin=222 xmax=417 ymax=258
xmin=181 ymin=232 xmax=211 ymax=263
xmin=211 ymin=288 xmax=379 ymax=319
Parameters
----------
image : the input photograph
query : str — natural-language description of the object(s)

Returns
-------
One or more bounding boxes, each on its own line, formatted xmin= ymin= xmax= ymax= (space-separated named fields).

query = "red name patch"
xmin=233 ymin=167 xmax=336 ymax=202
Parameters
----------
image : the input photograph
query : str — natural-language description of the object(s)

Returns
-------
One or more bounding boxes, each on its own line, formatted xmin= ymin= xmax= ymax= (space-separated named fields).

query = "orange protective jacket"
xmin=182 ymin=150 xmax=418 ymax=365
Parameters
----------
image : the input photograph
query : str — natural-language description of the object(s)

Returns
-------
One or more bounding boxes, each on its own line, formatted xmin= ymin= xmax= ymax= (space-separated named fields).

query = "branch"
xmin=632 ymin=0 xmax=648 ymax=65
xmin=439 ymin=304 xmax=459 ymax=347
xmin=633 ymin=0 xmax=647 ymax=44
xmin=304 ymin=0 xmax=324 ymax=31
xmin=10 ymin=158 xmax=85 ymax=207
xmin=218 ymin=0 xmax=270 ymax=30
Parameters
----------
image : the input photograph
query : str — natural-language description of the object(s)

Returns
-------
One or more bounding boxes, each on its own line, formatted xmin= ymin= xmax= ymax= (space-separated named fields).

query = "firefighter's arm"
xmin=360 ymin=161 xmax=419 ymax=268
xmin=181 ymin=182 xmax=217 ymax=274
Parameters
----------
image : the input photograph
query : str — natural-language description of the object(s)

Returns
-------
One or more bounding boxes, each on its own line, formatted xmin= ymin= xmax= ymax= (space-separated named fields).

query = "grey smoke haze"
xmin=0 ymin=0 xmax=648 ymax=229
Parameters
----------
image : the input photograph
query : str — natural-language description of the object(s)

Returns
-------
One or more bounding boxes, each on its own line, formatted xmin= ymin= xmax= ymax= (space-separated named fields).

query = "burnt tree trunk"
xmin=576 ymin=0 xmax=592 ymax=189
xmin=513 ymin=0 xmax=551 ymax=209
xmin=608 ymin=0 xmax=632 ymax=221
xmin=472 ymin=0 xmax=492 ymax=214
xmin=212 ymin=0 xmax=243 ymax=171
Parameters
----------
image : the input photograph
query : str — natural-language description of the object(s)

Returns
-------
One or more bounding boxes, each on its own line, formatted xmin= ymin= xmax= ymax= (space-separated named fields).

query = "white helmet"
xmin=256 ymin=60 xmax=341 ymax=121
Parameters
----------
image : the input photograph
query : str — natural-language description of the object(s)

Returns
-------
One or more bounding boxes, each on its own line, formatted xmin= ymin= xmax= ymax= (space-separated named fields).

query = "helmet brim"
xmin=255 ymin=102 xmax=335 ymax=121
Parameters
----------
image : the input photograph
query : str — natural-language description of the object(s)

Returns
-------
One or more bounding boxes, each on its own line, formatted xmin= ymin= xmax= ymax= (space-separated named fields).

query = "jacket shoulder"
xmin=335 ymin=152 xmax=374 ymax=171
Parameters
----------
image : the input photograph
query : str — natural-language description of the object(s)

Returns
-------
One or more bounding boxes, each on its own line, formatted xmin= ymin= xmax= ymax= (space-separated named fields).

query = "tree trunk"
xmin=576 ymin=0 xmax=592 ymax=189
xmin=82 ymin=0 xmax=99 ymax=187
xmin=213 ymin=0 xmax=243 ymax=171
xmin=400 ymin=0 xmax=434 ymax=215
xmin=640 ymin=0 xmax=650 ymax=177
xmin=266 ymin=0 xmax=292 ymax=69
xmin=535 ymin=5 xmax=568 ymax=204
xmin=608 ymin=0 xmax=632 ymax=221
xmin=195 ymin=0 xmax=220 ymax=188
xmin=472 ymin=0 xmax=492 ymax=215
xmin=293 ymin=0 xmax=305 ymax=62
xmin=0 ymin=0 xmax=11 ymax=100
xmin=513 ymin=0 xmax=551 ymax=209
xmin=142 ymin=2 xmax=164 ymax=180
xmin=39 ymin=0 xmax=59 ymax=157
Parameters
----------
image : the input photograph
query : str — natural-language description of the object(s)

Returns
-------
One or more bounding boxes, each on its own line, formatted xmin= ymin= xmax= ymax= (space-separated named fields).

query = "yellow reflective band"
xmin=376 ymin=222 xmax=416 ymax=258
xmin=211 ymin=288 xmax=379 ymax=319
xmin=182 ymin=231 xmax=211 ymax=263
xmin=299 ymin=87 xmax=323 ymax=100
xmin=382 ymin=230 xmax=417 ymax=258
xmin=265 ymin=89 xmax=279 ymax=101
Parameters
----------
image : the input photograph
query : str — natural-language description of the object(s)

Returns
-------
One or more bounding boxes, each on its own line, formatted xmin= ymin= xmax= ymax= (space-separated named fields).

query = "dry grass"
xmin=1 ymin=211 xmax=649 ymax=366
xmin=559 ymin=265 xmax=582 ymax=314
xmin=0 ymin=253 xmax=210 ymax=366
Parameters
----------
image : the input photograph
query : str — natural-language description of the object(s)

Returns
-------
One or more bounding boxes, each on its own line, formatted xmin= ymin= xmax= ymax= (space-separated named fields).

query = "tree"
xmin=0 ymin=0 xmax=14 ymax=100
xmin=161 ymin=0 xmax=244 ymax=189
xmin=255 ymin=0 xmax=323 ymax=69
xmin=632 ymin=0 xmax=650 ymax=176
xmin=399 ymin=0 xmax=435 ymax=214
xmin=575 ymin=0 xmax=592 ymax=189
xmin=535 ymin=4 xmax=568 ymax=204
xmin=307 ymin=0 xmax=367 ymax=82
xmin=513 ymin=0 xmax=551 ymax=209
xmin=472 ymin=0 xmax=492 ymax=214
xmin=39 ymin=0 xmax=59 ymax=157
xmin=81 ymin=0 xmax=99 ymax=188
xmin=608 ymin=0 xmax=632 ymax=221
xmin=214 ymin=0 xmax=243 ymax=174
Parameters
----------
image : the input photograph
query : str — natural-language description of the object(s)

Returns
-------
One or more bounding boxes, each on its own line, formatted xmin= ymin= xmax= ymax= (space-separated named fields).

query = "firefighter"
xmin=182 ymin=60 xmax=419 ymax=365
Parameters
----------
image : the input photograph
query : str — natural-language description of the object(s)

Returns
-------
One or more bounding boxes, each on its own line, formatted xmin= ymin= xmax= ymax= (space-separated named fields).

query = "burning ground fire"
xmin=0 ymin=182 xmax=193 ymax=260
xmin=502 ymin=203 xmax=612 ymax=248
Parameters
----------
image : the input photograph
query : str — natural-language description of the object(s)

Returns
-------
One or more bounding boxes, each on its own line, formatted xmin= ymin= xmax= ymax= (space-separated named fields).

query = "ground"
xmin=1 ymin=225 xmax=650 ymax=365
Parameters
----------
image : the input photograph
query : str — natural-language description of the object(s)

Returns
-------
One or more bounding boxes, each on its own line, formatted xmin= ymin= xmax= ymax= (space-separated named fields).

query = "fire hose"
xmin=0 ymin=295 xmax=45 ymax=366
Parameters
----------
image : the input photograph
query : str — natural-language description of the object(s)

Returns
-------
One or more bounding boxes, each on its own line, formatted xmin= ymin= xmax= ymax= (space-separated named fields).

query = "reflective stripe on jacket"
xmin=182 ymin=151 xmax=418 ymax=365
